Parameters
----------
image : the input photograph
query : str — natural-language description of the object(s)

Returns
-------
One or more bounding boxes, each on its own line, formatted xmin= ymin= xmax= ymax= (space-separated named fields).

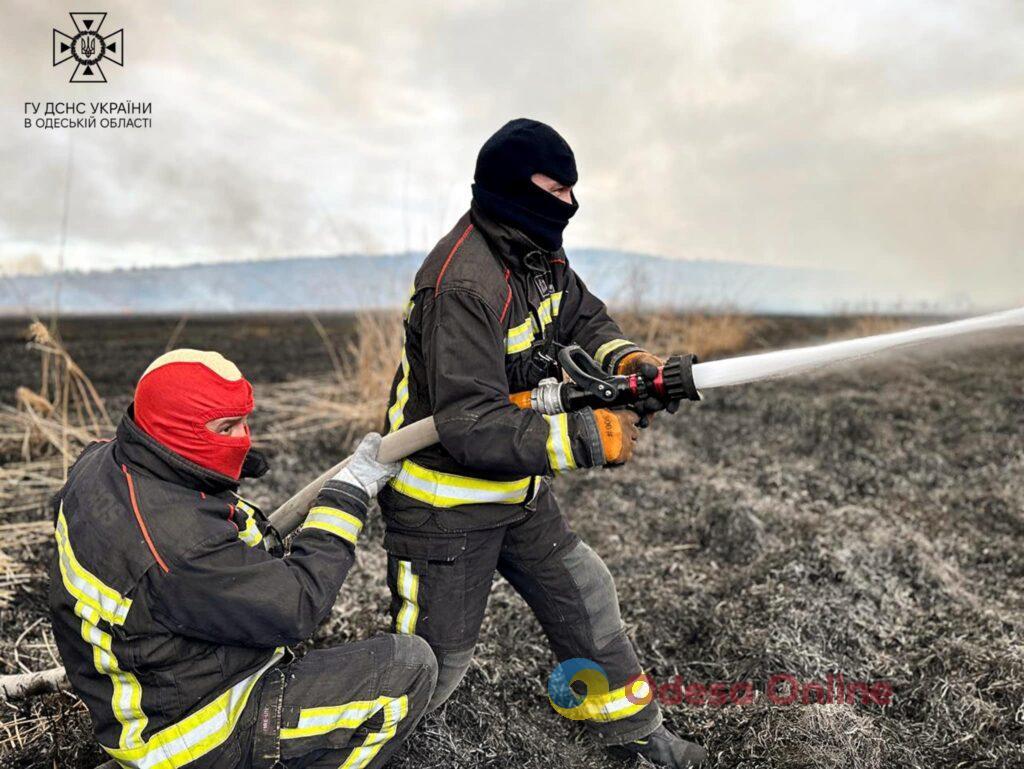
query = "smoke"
xmin=0 ymin=0 xmax=1021 ymax=307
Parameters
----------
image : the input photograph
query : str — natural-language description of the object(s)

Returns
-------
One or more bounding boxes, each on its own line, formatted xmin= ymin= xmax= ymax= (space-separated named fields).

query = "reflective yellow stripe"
xmin=389 ymin=460 xmax=534 ymax=508
xmin=55 ymin=506 xmax=132 ymax=626
xmin=552 ymin=674 xmax=653 ymax=723
xmin=78 ymin=601 xmax=147 ymax=748
xmin=505 ymin=291 xmax=564 ymax=356
xmin=387 ymin=286 xmax=416 ymax=433
xmin=304 ymin=506 xmax=363 ymax=545
xmin=102 ymin=649 xmax=284 ymax=769
xmin=280 ymin=695 xmax=400 ymax=740
xmin=387 ymin=346 xmax=411 ymax=432
xmin=233 ymin=497 xmax=263 ymax=548
xmin=395 ymin=560 xmax=419 ymax=635
xmin=338 ymin=695 xmax=408 ymax=769
xmin=594 ymin=339 xmax=634 ymax=368
xmin=403 ymin=288 xmax=416 ymax=319
xmin=505 ymin=318 xmax=534 ymax=354
xmin=581 ymin=675 xmax=652 ymax=722
xmin=535 ymin=291 xmax=563 ymax=328
xmin=544 ymin=413 xmax=576 ymax=473
xmin=55 ymin=504 xmax=146 ymax=747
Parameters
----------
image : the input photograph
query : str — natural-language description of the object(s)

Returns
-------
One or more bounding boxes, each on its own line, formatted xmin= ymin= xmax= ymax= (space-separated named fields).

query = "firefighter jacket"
xmin=379 ymin=203 xmax=643 ymax=532
xmin=48 ymin=410 xmax=370 ymax=768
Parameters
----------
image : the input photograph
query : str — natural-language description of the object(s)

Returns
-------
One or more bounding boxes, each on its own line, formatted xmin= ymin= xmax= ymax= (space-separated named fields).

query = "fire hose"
xmin=2 ymin=306 xmax=1021 ymax=722
xmin=267 ymin=305 xmax=1024 ymax=537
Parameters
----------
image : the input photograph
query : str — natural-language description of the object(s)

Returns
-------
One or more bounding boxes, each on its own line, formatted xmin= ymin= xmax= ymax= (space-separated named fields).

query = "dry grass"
xmin=617 ymin=312 xmax=759 ymax=361
xmin=6 ymin=311 xmax=1019 ymax=769
xmin=254 ymin=312 xmax=402 ymax=445
xmin=1 ymin=322 xmax=112 ymax=471
xmin=0 ymin=323 xmax=114 ymax=551
xmin=830 ymin=316 xmax=912 ymax=340
xmin=255 ymin=311 xmax=757 ymax=449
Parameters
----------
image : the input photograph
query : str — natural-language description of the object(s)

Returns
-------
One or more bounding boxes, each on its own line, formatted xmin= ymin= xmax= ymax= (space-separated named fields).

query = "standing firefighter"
xmin=380 ymin=119 xmax=707 ymax=767
xmin=49 ymin=350 xmax=436 ymax=769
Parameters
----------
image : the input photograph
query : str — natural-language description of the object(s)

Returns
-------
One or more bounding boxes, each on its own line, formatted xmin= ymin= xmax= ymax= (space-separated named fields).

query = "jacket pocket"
xmin=383 ymin=531 xmax=467 ymax=563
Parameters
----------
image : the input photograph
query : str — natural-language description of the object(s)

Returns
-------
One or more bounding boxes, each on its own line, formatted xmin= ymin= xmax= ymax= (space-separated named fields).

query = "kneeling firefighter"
xmin=379 ymin=119 xmax=707 ymax=767
xmin=49 ymin=350 xmax=436 ymax=769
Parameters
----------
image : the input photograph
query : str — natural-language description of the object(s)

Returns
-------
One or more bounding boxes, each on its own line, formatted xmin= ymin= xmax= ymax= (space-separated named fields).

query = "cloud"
xmin=1 ymin=0 xmax=1021 ymax=307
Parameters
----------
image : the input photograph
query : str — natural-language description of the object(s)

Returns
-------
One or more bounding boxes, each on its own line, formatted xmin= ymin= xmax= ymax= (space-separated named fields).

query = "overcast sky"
xmin=1 ymin=0 xmax=1021 ymax=306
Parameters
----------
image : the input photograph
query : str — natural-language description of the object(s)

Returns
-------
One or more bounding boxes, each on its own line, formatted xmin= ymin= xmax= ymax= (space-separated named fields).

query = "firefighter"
xmin=379 ymin=119 xmax=708 ymax=767
xmin=49 ymin=349 xmax=437 ymax=769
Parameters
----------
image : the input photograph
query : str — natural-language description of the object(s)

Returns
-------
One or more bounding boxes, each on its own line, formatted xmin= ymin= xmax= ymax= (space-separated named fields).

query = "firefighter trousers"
xmin=230 ymin=634 xmax=437 ymax=769
xmin=382 ymin=485 xmax=661 ymax=745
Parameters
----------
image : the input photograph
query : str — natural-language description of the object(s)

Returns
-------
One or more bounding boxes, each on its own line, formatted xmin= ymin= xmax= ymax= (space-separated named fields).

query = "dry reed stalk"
xmin=163 ymin=315 xmax=189 ymax=353
xmin=2 ymin=322 xmax=113 ymax=475
xmin=618 ymin=311 xmax=759 ymax=360
xmin=835 ymin=316 xmax=912 ymax=339
xmin=255 ymin=311 xmax=403 ymax=446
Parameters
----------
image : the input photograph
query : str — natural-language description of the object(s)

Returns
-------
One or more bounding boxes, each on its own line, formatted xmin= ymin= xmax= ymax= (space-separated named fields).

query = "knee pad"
xmin=562 ymin=540 xmax=624 ymax=649
xmin=393 ymin=634 xmax=439 ymax=679
xmin=427 ymin=646 xmax=475 ymax=713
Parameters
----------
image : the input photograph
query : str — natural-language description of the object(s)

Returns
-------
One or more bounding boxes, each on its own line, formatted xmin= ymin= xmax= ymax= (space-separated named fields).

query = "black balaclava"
xmin=471 ymin=118 xmax=579 ymax=252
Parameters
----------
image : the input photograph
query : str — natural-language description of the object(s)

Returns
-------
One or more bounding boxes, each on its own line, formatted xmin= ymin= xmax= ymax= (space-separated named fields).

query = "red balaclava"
xmin=134 ymin=349 xmax=254 ymax=479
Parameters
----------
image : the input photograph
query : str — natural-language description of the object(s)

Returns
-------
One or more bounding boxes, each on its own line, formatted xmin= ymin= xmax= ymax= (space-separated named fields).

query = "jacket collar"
xmin=114 ymin=406 xmax=240 ymax=495
xmin=469 ymin=202 xmax=566 ymax=274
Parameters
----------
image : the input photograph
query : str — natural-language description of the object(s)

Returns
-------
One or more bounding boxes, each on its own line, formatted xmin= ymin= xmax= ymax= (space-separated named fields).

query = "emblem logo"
xmin=53 ymin=12 xmax=123 ymax=83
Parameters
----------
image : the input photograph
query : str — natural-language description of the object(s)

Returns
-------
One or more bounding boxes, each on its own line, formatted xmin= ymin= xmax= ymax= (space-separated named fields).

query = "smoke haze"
xmin=1 ymin=0 xmax=1021 ymax=308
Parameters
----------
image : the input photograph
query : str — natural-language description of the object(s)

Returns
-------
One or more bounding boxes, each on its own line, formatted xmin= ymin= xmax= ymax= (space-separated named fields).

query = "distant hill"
xmin=0 ymin=249 xmax=889 ymax=316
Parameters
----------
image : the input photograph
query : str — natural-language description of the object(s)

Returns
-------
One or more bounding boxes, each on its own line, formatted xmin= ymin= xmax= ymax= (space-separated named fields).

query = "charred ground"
xmin=1 ymin=314 xmax=1021 ymax=768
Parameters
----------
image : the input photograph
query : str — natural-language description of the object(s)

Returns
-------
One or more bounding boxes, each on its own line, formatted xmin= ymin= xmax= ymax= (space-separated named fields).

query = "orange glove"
xmin=616 ymin=350 xmax=664 ymax=375
xmin=509 ymin=390 xmax=532 ymax=409
xmin=593 ymin=408 xmax=640 ymax=465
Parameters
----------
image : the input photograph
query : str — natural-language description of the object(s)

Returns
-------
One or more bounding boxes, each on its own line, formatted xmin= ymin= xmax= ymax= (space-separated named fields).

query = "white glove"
xmin=329 ymin=433 xmax=400 ymax=499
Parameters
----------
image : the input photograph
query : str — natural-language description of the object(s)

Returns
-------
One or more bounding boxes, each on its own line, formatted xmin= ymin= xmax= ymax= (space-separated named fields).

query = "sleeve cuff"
xmin=594 ymin=339 xmax=641 ymax=373
xmin=544 ymin=408 xmax=604 ymax=472
xmin=571 ymin=408 xmax=605 ymax=468
xmin=304 ymin=482 xmax=369 ymax=545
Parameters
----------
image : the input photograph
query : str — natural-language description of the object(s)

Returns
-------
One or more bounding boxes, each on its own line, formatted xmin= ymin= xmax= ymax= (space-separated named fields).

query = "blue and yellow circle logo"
xmin=547 ymin=658 xmax=652 ymax=721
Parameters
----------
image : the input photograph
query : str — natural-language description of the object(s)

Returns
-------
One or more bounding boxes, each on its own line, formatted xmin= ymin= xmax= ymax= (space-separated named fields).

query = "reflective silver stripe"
xmin=506 ymin=319 xmax=534 ymax=354
xmin=55 ymin=506 xmax=132 ymax=625
xmin=55 ymin=504 xmax=145 ymax=746
xmin=549 ymin=672 xmax=652 ymax=723
xmin=387 ymin=346 xmax=412 ymax=432
xmin=389 ymin=460 xmax=533 ymax=508
xmin=102 ymin=650 xmax=284 ymax=769
xmin=506 ymin=291 xmax=564 ymax=356
xmin=78 ymin=601 xmax=147 ymax=748
xmin=304 ymin=506 xmax=363 ymax=544
xmin=395 ymin=560 xmax=419 ymax=635
xmin=293 ymin=704 xmax=373 ymax=730
xmin=591 ymin=677 xmax=652 ymax=721
xmin=387 ymin=286 xmax=417 ymax=433
xmin=536 ymin=292 xmax=563 ymax=327
xmin=338 ymin=695 xmax=408 ymax=769
xmin=233 ymin=498 xmax=263 ymax=548
xmin=544 ymin=413 xmax=576 ymax=473
xmin=280 ymin=699 xmax=382 ymax=739
xmin=594 ymin=339 xmax=634 ymax=368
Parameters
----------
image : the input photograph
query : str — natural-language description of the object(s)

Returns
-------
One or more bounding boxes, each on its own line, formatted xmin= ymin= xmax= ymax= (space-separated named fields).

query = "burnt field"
xmin=1 ymin=314 xmax=1022 ymax=768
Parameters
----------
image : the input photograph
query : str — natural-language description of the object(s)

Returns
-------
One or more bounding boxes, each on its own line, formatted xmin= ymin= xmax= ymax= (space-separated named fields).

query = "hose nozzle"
xmin=657 ymin=354 xmax=702 ymax=402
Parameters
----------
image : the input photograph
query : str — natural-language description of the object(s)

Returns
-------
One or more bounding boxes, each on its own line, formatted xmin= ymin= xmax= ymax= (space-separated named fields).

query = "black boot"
xmin=610 ymin=725 xmax=708 ymax=768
